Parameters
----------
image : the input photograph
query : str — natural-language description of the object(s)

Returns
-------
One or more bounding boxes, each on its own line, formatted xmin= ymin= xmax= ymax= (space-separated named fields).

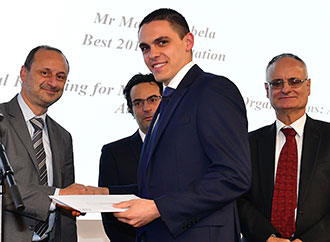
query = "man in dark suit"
xmin=0 ymin=45 xmax=99 ymax=242
xmin=111 ymin=8 xmax=251 ymax=242
xmin=98 ymin=74 xmax=163 ymax=242
xmin=238 ymin=53 xmax=330 ymax=242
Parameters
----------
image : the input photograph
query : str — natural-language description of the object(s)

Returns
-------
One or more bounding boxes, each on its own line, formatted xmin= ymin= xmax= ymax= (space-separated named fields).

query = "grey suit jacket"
xmin=238 ymin=116 xmax=330 ymax=242
xmin=0 ymin=95 xmax=77 ymax=242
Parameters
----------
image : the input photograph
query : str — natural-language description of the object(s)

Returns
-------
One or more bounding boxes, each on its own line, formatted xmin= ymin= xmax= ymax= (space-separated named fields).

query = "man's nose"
xmin=281 ymin=81 xmax=292 ymax=93
xmin=149 ymin=46 xmax=160 ymax=59
xmin=143 ymin=101 xmax=152 ymax=111
xmin=47 ymin=75 xmax=57 ymax=87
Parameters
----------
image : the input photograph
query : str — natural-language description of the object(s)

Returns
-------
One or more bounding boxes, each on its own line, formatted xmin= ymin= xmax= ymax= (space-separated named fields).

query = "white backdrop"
xmin=1 ymin=0 xmax=330 ymax=190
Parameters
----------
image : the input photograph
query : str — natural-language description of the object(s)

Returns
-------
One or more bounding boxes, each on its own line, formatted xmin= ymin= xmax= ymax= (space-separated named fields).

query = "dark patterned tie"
xmin=30 ymin=117 xmax=49 ymax=237
xmin=140 ymin=87 xmax=175 ymax=197
xmin=271 ymin=128 xmax=297 ymax=238
xmin=159 ymin=87 xmax=175 ymax=116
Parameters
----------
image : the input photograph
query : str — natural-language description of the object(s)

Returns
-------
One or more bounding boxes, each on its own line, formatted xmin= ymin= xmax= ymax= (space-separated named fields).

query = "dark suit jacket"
xmin=98 ymin=130 xmax=142 ymax=242
xmin=0 ymin=96 xmax=77 ymax=242
xmin=238 ymin=116 xmax=330 ymax=242
xmin=132 ymin=64 xmax=251 ymax=242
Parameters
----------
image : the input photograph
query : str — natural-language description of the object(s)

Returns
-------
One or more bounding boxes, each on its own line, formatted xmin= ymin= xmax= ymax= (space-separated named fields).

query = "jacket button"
xmin=28 ymin=225 xmax=34 ymax=230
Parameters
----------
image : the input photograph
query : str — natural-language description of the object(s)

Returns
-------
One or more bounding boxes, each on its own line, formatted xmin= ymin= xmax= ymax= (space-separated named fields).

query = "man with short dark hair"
xmin=0 ymin=45 xmax=98 ymax=242
xmin=112 ymin=8 xmax=251 ymax=242
xmin=98 ymin=73 xmax=162 ymax=242
xmin=238 ymin=53 xmax=330 ymax=242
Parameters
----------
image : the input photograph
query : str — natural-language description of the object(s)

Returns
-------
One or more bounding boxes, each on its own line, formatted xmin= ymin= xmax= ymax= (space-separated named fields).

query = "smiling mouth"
xmin=152 ymin=63 xmax=166 ymax=69
xmin=279 ymin=96 xmax=296 ymax=100
xmin=43 ymin=88 xmax=58 ymax=95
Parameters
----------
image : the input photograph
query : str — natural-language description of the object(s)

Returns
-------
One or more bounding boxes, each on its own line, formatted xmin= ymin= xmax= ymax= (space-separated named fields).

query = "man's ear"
xmin=264 ymin=83 xmax=270 ymax=98
xmin=20 ymin=66 xmax=27 ymax=83
xmin=306 ymin=78 xmax=311 ymax=96
xmin=184 ymin=33 xmax=194 ymax=52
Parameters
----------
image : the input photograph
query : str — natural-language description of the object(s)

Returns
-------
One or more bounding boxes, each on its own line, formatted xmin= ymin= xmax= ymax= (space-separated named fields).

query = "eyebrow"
xmin=40 ymin=67 xmax=67 ymax=75
xmin=132 ymin=95 xmax=160 ymax=102
xmin=139 ymin=36 xmax=170 ymax=48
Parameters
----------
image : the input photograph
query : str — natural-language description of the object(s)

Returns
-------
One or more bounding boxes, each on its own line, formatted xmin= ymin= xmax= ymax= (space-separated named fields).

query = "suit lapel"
xmin=130 ymin=130 xmax=143 ymax=162
xmin=7 ymin=96 xmax=39 ymax=171
xmin=147 ymin=87 xmax=188 ymax=159
xmin=46 ymin=116 xmax=61 ymax=187
xmin=145 ymin=65 xmax=201 ymax=169
xmin=258 ymin=123 xmax=276 ymax=215
xmin=297 ymin=117 xmax=320 ymax=208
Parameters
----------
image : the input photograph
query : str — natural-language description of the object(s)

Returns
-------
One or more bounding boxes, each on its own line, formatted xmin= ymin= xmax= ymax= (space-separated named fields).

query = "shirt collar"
xmin=17 ymin=93 xmax=47 ymax=122
xmin=166 ymin=61 xmax=195 ymax=90
xmin=138 ymin=128 xmax=146 ymax=142
xmin=276 ymin=113 xmax=306 ymax=138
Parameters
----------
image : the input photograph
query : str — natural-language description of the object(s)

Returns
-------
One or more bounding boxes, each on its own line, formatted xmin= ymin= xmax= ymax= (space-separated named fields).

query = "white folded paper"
xmin=50 ymin=194 xmax=140 ymax=213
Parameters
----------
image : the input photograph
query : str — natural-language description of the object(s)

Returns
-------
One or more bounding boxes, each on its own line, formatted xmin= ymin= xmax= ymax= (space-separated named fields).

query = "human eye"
xmin=148 ymin=96 xmax=158 ymax=103
xmin=288 ymin=78 xmax=301 ymax=86
xmin=40 ymin=70 xmax=50 ymax=77
xmin=133 ymin=100 xmax=143 ymax=107
xmin=270 ymin=79 xmax=282 ymax=87
xmin=56 ymin=73 xmax=66 ymax=81
xmin=158 ymin=39 xmax=168 ymax=46
xmin=139 ymin=44 xmax=149 ymax=53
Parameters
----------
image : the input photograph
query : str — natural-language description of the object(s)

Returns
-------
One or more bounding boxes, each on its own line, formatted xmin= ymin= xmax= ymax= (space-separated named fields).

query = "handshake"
xmin=59 ymin=183 xmax=109 ymax=196
xmin=57 ymin=183 xmax=109 ymax=216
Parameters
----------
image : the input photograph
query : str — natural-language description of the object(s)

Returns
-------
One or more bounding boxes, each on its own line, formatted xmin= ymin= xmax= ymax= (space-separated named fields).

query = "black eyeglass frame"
xmin=131 ymin=95 xmax=162 ymax=108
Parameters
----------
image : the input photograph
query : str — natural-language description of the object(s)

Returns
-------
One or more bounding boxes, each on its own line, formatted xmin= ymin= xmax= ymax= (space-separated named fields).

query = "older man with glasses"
xmin=238 ymin=53 xmax=330 ymax=242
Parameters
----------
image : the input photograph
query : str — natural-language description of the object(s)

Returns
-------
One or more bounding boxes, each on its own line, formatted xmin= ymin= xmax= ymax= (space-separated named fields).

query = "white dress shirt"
xmin=17 ymin=93 xmax=57 ymax=241
xmin=274 ymin=113 xmax=307 ymax=219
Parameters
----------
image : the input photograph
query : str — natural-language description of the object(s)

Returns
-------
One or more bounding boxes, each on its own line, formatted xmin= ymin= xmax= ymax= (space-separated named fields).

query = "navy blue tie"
xmin=140 ymin=87 xmax=175 ymax=197
xmin=159 ymin=87 xmax=175 ymax=115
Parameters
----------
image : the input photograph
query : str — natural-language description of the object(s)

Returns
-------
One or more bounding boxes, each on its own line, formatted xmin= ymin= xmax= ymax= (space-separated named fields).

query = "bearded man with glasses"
xmin=98 ymin=73 xmax=163 ymax=242
xmin=238 ymin=53 xmax=330 ymax=242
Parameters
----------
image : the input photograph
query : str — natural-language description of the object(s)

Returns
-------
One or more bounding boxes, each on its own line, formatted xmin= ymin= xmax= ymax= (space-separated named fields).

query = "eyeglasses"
xmin=267 ymin=78 xmax=308 ymax=89
xmin=132 ymin=95 xmax=162 ymax=108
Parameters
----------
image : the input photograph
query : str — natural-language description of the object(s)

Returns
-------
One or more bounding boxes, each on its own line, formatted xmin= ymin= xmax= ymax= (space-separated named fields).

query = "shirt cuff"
xmin=50 ymin=188 xmax=60 ymax=211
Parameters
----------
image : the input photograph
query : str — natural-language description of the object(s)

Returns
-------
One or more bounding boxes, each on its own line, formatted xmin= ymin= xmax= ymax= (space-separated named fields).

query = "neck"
xmin=276 ymin=109 xmax=305 ymax=125
xmin=21 ymin=94 xmax=47 ymax=116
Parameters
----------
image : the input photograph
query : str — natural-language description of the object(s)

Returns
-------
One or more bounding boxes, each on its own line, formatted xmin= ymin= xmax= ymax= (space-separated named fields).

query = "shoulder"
xmin=249 ymin=123 xmax=275 ymax=140
xmin=101 ymin=134 xmax=135 ymax=153
xmin=46 ymin=115 xmax=72 ymax=142
xmin=0 ymin=102 xmax=9 ymax=117
xmin=306 ymin=116 xmax=330 ymax=134
xmin=0 ymin=96 xmax=18 ymax=116
xmin=196 ymin=69 xmax=237 ymax=91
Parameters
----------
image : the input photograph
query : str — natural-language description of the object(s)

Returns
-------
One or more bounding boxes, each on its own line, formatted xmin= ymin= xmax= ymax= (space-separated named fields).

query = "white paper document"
xmin=50 ymin=194 xmax=139 ymax=213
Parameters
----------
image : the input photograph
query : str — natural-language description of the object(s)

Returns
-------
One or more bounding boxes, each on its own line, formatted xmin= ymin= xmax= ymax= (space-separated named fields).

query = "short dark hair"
xmin=266 ymin=53 xmax=306 ymax=73
xmin=123 ymin=73 xmax=163 ymax=115
xmin=24 ymin=45 xmax=70 ymax=72
xmin=139 ymin=8 xmax=190 ymax=39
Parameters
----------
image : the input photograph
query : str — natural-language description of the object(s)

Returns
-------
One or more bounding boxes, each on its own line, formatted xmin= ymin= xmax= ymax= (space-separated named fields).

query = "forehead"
xmin=130 ymin=82 xmax=161 ymax=99
xmin=138 ymin=20 xmax=180 ymax=42
xmin=268 ymin=57 xmax=306 ymax=79
xmin=32 ymin=49 xmax=68 ymax=73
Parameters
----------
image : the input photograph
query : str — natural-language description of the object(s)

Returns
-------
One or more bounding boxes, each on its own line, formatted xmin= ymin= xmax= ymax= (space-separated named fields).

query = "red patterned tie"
xmin=271 ymin=128 xmax=297 ymax=238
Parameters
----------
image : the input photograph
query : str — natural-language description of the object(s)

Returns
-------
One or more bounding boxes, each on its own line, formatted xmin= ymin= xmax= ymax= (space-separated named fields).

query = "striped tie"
xmin=30 ymin=117 xmax=49 ymax=238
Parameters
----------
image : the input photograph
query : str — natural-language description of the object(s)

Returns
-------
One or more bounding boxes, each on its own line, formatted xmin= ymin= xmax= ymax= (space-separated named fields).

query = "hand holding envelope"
xmin=54 ymin=184 xmax=110 ymax=216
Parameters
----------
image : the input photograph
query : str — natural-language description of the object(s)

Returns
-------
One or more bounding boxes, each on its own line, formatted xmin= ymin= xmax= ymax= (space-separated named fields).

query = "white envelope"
xmin=50 ymin=194 xmax=140 ymax=213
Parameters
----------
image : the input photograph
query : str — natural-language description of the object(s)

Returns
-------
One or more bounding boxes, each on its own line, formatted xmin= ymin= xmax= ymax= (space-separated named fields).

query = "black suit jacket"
xmin=98 ymin=130 xmax=142 ymax=242
xmin=238 ymin=116 xmax=330 ymax=242
xmin=0 ymin=95 xmax=77 ymax=242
